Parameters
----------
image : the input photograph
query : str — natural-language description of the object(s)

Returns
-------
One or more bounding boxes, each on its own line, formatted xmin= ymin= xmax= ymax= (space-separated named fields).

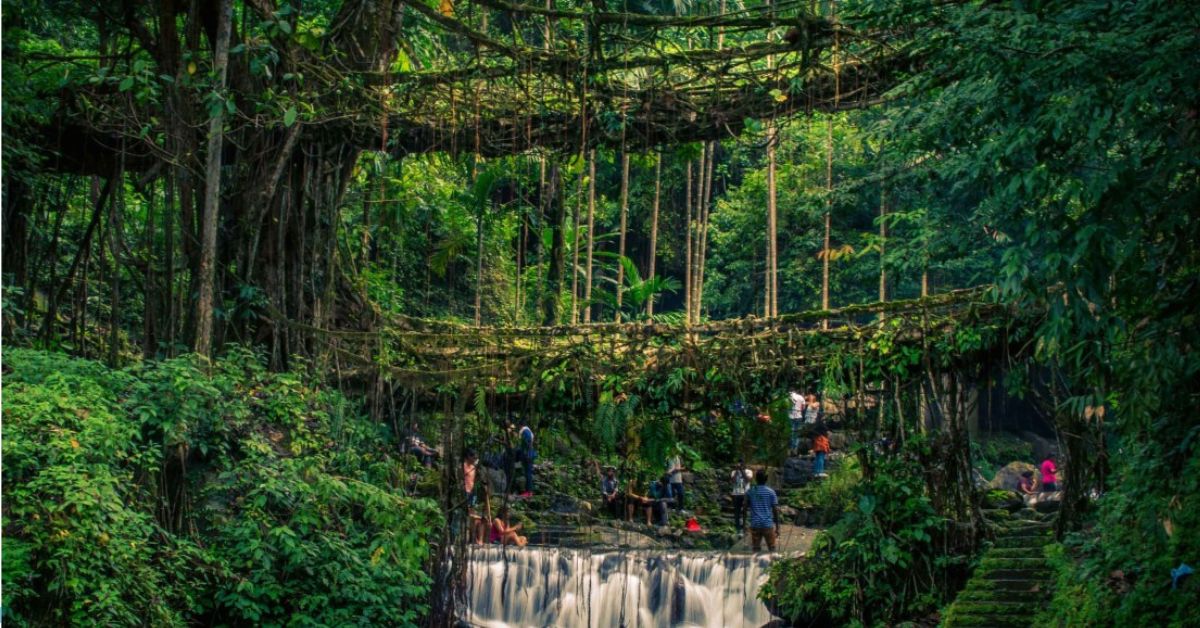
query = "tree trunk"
xmin=570 ymin=162 xmax=584 ymax=323
xmin=766 ymin=128 xmax=778 ymax=318
xmin=646 ymin=155 xmax=661 ymax=318
xmin=194 ymin=0 xmax=233 ymax=359
xmin=696 ymin=142 xmax=715 ymax=323
xmin=543 ymin=163 xmax=566 ymax=326
xmin=164 ymin=174 xmax=177 ymax=355
xmin=822 ymin=115 xmax=834 ymax=325
xmin=143 ymin=179 xmax=158 ymax=358
xmin=583 ymin=149 xmax=597 ymax=323
xmin=615 ymin=151 xmax=630 ymax=322
xmin=107 ymin=166 xmax=124 ymax=366
xmin=475 ymin=201 xmax=485 ymax=326
xmin=879 ymin=186 xmax=887 ymax=307
xmin=684 ymin=161 xmax=693 ymax=324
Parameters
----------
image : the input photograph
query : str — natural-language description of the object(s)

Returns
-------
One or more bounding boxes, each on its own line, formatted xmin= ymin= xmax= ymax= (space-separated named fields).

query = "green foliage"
xmin=972 ymin=434 xmax=1034 ymax=478
xmin=2 ymin=348 xmax=439 ymax=626
xmin=762 ymin=451 xmax=957 ymax=626
xmin=785 ymin=456 xmax=861 ymax=525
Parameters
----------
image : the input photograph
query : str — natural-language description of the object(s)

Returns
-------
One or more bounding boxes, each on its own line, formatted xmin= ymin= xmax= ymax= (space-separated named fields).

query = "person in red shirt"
xmin=1040 ymin=453 xmax=1060 ymax=492
xmin=812 ymin=428 xmax=831 ymax=477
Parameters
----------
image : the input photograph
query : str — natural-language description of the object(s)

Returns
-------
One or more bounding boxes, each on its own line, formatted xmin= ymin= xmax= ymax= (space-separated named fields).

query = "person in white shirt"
xmin=730 ymin=459 xmax=754 ymax=532
xmin=803 ymin=393 xmax=822 ymax=424
xmin=788 ymin=390 xmax=807 ymax=453
xmin=667 ymin=454 xmax=686 ymax=510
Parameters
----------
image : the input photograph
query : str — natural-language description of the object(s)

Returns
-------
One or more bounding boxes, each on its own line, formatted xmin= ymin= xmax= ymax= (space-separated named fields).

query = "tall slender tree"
xmin=583 ymin=149 xmax=597 ymax=323
xmin=646 ymin=155 xmax=661 ymax=317
xmin=615 ymin=151 xmax=630 ymax=321
xmin=194 ymin=0 xmax=233 ymax=359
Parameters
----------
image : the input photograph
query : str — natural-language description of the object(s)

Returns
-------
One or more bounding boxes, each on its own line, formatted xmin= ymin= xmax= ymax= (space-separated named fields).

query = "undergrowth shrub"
xmin=1039 ymin=435 xmax=1200 ymax=627
xmin=785 ymin=456 xmax=861 ymax=524
xmin=761 ymin=450 xmax=965 ymax=626
xmin=2 ymin=348 xmax=440 ymax=626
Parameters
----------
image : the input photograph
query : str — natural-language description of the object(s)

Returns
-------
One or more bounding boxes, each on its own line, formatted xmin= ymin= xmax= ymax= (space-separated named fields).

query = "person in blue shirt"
xmin=746 ymin=469 xmax=781 ymax=552
xmin=648 ymin=474 xmax=670 ymax=526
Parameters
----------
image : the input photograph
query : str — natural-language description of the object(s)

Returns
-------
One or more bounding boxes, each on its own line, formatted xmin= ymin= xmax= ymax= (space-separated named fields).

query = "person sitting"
xmin=601 ymin=467 xmax=623 ymax=518
xmin=406 ymin=432 xmax=438 ymax=467
xmin=470 ymin=485 xmax=492 ymax=545
xmin=489 ymin=506 xmax=527 ymax=546
xmin=1018 ymin=470 xmax=1037 ymax=496
xmin=624 ymin=478 xmax=655 ymax=526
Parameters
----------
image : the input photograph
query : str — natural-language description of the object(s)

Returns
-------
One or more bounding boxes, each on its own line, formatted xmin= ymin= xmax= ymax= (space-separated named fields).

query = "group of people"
xmin=729 ymin=460 xmax=783 ymax=552
xmin=600 ymin=466 xmax=672 ymax=526
xmin=788 ymin=390 xmax=823 ymax=452
xmin=463 ymin=449 xmax=529 ymax=546
xmin=1018 ymin=453 xmax=1062 ymax=496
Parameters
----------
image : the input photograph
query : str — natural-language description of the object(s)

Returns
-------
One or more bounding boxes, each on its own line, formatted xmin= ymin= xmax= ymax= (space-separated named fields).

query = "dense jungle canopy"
xmin=2 ymin=0 xmax=1198 ymax=626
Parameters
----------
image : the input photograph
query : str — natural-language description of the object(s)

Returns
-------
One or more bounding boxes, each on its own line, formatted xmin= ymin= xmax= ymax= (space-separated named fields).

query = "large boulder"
xmin=1021 ymin=431 xmax=1058 ymax=462
xmin=989 ymin=461 xmax=1038 ymax=491
xmin=782 ymin=457 xmax=812 ymax=486
xmin=479 ymin=467 xmax=508 ymax=494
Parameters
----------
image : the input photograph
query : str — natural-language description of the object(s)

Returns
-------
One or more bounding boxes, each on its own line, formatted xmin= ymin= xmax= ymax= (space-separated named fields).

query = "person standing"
xmin=518 ymin=422 xmax=536 ymax=496
xmin=463 ymin=449 xmax=479 ymax=507
xmin=667 ymin=453 xmax=686 ymax=511
xmin=1040 ymin=453 xmax=1059 ymax=492
xmin=730 ymin=460 xmax=753 ymax=533
xmin=788 ymin=390 xmax=806 ymax=453
xmin=648 ymin=474 xmax=670 ymax=526
xmin=746 ymin=469 xmax=781 ymax=552
xmin=803 ymin=393 xmax=822 ymax=425
xmin=812 ymin=428 xmax=831 ymax=477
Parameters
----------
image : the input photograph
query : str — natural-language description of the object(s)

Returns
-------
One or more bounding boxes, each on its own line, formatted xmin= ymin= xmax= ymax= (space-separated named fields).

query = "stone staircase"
xmin=942 ymin=507 xmax=1057 ymax=627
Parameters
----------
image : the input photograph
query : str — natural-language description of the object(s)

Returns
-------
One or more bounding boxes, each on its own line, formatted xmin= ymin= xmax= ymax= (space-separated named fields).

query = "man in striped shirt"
xmin=746 ymin=469 xmax=781 ymax=552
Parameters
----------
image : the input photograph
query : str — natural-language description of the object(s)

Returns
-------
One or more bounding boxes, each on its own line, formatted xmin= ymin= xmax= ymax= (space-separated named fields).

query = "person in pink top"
xmin=1040 ymin=453 xmax=1059 ymax=492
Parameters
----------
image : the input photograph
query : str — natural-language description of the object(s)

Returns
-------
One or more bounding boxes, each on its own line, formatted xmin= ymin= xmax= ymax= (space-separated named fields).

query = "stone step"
xmin=997 ymin=525 xmax=1053 ymax=538
xmin=949 ymin=599 xmax=1043 ymax=614
xmin=979 ymin=557 xmax=1049 ymax=571
xmin=944 ymin=612 xmax=1039 ymax=628
xmin=978 ymin=576 xmax=1052 ymax=591
xmin=993 ymin=534 xmax=1052 ymax=548
xmin=988 ymin=546 xmax=1046 ymax=559
xmin=954 ymin=586 xmax=1050 ymax=604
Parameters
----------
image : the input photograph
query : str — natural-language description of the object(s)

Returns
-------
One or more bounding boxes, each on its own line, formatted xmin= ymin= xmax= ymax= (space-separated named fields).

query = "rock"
xmin=547 ymin=493 xmax=592 ymax=516
xmin=1033 ymin=493 xmax=1062 ymax=513
xmin=779 ymin=505 xmax=799 ymax=521
xmin=1020 ymin=431 xmax=1057 ymax=462
xmin=782 ymin=457 xmax=811 ymax=486
xmin=583 ymin=525 xmax=664 ymax=549
xmin=829 ymin=432 xmax=848 ymax=450
xmin=480 ymin=467 xmax=508 ymax=494
xmin=989 ymin=461 xmax=1038 ymax=491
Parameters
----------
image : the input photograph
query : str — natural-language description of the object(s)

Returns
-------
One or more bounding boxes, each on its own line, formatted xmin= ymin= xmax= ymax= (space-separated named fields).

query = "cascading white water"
xmin=462 ymin=546 xmax=778 ymax=628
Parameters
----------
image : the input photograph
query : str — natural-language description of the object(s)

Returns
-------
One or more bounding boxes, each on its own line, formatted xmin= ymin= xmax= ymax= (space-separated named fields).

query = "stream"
xmin=462 ymin=545 xmax=778 ymax=628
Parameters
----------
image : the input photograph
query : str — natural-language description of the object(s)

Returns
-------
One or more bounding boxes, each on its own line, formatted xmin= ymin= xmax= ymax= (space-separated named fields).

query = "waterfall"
xmin=462 ymin=546 xmax=778 ymax=628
